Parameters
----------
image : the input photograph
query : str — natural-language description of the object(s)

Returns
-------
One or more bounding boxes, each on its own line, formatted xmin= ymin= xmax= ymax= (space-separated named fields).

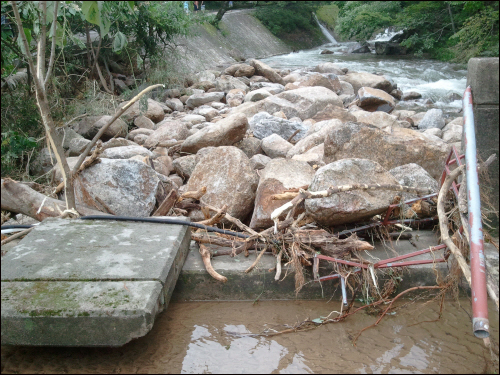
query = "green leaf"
xmin=312 ymin=318 xmax=324 ymax=324
xmin=113 ymin=31 xmax=128 ymax=52
xmin=82 ymin=1 xmax=100 ymax=25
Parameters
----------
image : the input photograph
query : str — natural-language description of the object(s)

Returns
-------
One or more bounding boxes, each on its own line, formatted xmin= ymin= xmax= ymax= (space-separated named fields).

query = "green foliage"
xmin=316 ymin=3 xmax=340 ymax=30
xmin=255 ymin=2 xmax=320 ymax=36
xmin=450 ymin=7 xmax=499 ymax=62
xmin=1 ymin=91 xmax=41 ymax=177
xmin=334 ymin=1 xmax=401 ymax=42
xmin=1 ymin=130 xmax=38 ymax=177
xmin=333 ymin=1 xmax=499 ymax=61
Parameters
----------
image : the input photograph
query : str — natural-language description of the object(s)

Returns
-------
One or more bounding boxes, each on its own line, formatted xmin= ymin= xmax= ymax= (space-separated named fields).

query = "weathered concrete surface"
xmin=466 ymin=58 xmax=499 ymax=232
xmin=1 ymin=217 xmax=191 ymax=347
xmin=171 ymin=9 xmax=292 ymax=74
xmin=172 ymin=230 xmax=499 ymax=301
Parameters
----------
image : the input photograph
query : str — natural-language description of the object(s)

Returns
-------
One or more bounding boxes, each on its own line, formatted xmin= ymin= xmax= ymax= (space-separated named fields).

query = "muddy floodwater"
xmin=1 ymin=299 xmax=498 ymax=374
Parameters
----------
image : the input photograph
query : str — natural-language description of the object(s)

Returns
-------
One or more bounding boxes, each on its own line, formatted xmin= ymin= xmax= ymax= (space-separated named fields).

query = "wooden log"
xmin=152 ymin=189 xmax=178 ymax=217
xmin=199 ymin=244 xmax=227 ymax=282
xmin=1 ymin=178 xmax=108 ymax=221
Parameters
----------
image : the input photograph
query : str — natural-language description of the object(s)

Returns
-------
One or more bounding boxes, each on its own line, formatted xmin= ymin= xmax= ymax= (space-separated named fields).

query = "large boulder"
xmin=187 ymin=146 xmax=258 ymax=220
xmin=358 ymin=87 xmax=396 ymax=112
xmin=249 ymin=59 xmax=285 ymax=85
xmin=292 ymin=143 xmax=325 ymax=168
xmin=235 ymin=86 xmax=343 ymax=121
xmin=134 ymin=115 xmax=156 ymax=130
xmin=305 ymin=158 xmax=398 ymax=226
xmin=224 ymin=63 xmax=255 ymax=77
xmin=72 ymin=158 xmax=160 ymax=217
xmin=261 ymin=134 xmax=293 ymax=158
xmin=117 ymin=98 xmax=165 ymax=124
xmin=442 ymin=124 xmax=463 ymax=143
xmin=185 ymin=92 xmax=225 ymax=108
xmin=287 ymin=119 xmax=342 ymax=158
xmin=165 ymin=98 xmax=184 ymax=112
xmin=193 ymin=105 xmax=219 ymax=121
xmin=215 ymin=75 xmax=248 ymax=93
xmin=180 ymin=113 xmax=248 ymax=154
xmin=312 ymin=104 xmax=357 ymax=122
xmin=417 ymin=109 xmax=446 ymax=130
xmin=244 ymin=88 xmax=272 ymax=102
xmin=249 ymin=82 xmax=285 ymax=95
xmin=348 ymin=43 xmax=371 ymax=54
xmin=350 ymin=110 xmax=399 ymax=129
xmin=226 ymin=88 xmax=246 ymax=107
xmin=285 ymin=73 xmax=342 ymax=94
xmin=250 ymin=159 xmax=315 ymax=229
xmin=30 ymin=148 xmax=56 ymax=176
xmin=235 ymin=137 xmax=263 ymax=158
xmin=68 ymin=137 xmax=91 ymax=156
xmin=72 ymin=115 xmax=128 ymax=140
xmin=143 ymin=120 xmax=190 ymax=148
xmin=172 ymin=155 xmax=197 ymax=180
xmin=323 ymin=122 xmax=451 ymax=180
xmin=249 ymin=112 xmax=308 ymax=141
xmin=313 ymin=63 xmax=345 ymax=76
xmin=389 ymin=163 xmax=439 ymax=201
xmin=375 ymin=41 xmax=407 ymax=55
xmin=339 ymin=72 xmax=393 ymax=93
xmin=100 ymin=145 xmax=153 ymax=159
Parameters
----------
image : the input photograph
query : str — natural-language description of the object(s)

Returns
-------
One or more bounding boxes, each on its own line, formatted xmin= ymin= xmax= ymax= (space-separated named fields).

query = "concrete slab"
xmin=1 ymin=217 xmax=191 ymax=347
xmin=172 ymin=230 xmax=499 ymax=301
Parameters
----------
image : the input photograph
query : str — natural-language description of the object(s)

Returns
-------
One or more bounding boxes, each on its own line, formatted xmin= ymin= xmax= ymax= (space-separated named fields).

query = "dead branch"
xmin=353 ymin=285 xmax=444 ymax=346
xmin=1 ymin=227 xmax=33 ymax=246
xmin=54 ymin=140 xmax=104 ymax=194
xmin=197 ymin=204 xmax=227 ymax=226
xmin=437 ymin=165 xmax=471 ymax=285
xmin=153 ymin=189 xmax=178 ymax=216
xmin=72 ymin=84 xmax=164 ymax=174
xmin=179 ymin=186 xmax=207 ymax=201
xmin=271 ymin=184 xmax=435 ymax=201
xmin=203 ymin=203 xmax=260 ymax=237
xmin=199 ymin=243 xmax=227 ymax=282
xmin=245 ymin=246 xmax=268 ymax=273
xmin=1 ymin=178 xmax=108 ymax=221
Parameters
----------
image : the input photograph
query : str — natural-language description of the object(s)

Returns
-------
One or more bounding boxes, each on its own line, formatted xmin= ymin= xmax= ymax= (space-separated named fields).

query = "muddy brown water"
xmin=1 ymin=299 xmax=498 ymax=374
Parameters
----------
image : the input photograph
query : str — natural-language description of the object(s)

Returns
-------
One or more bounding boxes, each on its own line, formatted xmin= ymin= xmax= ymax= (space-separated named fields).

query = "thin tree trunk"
xmin=447 ymin=3 xmax=456 ymax=34
xmin=11 ymin=0 xmax=76 ymax=211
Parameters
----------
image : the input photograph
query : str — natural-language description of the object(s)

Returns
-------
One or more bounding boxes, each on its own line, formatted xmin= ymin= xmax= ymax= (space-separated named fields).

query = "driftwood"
xmin=153 ymin=189 xmax=178 ymax=217
xmin=281 ymin=230 xmax=373 ymax=258
xmin=1 ymin=178 xmax=108 ymax=221
xmin=199 ymin=243 xmax=227 ymax=282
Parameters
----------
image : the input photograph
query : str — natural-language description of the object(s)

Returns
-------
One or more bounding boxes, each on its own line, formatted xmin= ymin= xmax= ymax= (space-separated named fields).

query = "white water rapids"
xmin=261 ymin=31 xmax=467 ymax=116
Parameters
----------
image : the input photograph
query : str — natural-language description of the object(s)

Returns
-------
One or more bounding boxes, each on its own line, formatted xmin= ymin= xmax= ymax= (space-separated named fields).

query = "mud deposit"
xmin=1 ymin=299 xmax=498 ymax=374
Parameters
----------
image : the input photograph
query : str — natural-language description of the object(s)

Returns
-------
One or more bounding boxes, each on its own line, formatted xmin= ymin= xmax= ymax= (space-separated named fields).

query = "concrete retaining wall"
xmin=466 ymin=58 xmax=499 ymax=231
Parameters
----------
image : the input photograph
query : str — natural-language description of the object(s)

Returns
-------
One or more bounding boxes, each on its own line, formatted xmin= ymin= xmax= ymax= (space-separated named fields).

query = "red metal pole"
xmin=463 ymin=86 xmax=489 ymax=338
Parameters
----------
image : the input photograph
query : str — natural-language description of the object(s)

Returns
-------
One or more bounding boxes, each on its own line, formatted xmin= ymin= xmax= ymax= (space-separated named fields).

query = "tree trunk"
xmin=212 ymin=1 xmax=229 ymax=26
xmin=1 ymin=178 xmax=107 ymax=221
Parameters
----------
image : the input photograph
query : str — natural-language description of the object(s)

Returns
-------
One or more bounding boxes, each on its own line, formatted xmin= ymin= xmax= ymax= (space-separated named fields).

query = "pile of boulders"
xmin=32 ymin=59 xmax=462 ymax=229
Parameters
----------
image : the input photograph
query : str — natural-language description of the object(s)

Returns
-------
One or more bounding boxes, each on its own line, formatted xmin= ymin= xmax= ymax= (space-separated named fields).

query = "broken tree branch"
xmin=199 ymin=243 xmax=227 ymax=282
xmin=437 ymin=165 xmax=471 ymax=285
xmin=72 ymin=84 xmax=164 ymax=174
xmin=1 ymin=178 xmax=108 ymax=221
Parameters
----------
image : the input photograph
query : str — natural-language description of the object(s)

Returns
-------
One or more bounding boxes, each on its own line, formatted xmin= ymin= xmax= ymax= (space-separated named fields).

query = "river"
xmin=261 ymin=38 xmax=467 ymax=118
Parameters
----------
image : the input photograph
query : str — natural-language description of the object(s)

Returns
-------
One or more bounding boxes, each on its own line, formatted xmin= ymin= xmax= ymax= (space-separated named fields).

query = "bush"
xmin=255 ymin=3 xmax=317 ymax=36
xmin=1 ymin=90 xmax=42 ymax=177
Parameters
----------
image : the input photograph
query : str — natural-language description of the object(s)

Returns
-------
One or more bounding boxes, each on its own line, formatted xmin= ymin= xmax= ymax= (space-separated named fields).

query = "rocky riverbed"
xmin=26 ymin=57 xmax=462 ymax=230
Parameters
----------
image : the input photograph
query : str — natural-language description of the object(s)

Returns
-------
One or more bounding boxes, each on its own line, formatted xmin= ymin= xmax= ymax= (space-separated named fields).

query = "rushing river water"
xmin=261 ymin=41 xmax=468 ymax=117
xmin=1 ymin=300 xmax=498 ymax=373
